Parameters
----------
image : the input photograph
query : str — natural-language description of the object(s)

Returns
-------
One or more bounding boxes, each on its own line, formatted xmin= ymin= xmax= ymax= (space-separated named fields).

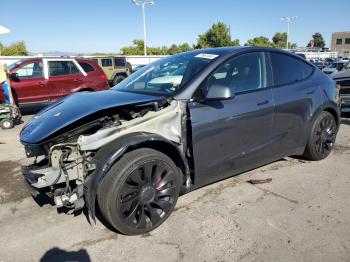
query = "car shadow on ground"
xmin=40 ymin=247 xmax=91 ymax=262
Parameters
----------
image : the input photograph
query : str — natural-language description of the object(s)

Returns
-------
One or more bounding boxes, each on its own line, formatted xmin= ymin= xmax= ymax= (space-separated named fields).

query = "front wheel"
xmin=1 ymin=119 xmax=14 ymax=129
xmin=98 ymin=148 xmax=180 ymax=235
xmin=112 ymin=75 xmax=126 ymax=86
xmin=303 ymin=111 xmax=337 ymax=160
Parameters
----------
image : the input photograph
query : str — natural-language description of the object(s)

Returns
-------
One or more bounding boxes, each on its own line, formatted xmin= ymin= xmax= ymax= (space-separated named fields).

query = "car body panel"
xmin=20 ymin=90 xmax=165 ymax=144
xmin=189 ymin=87 xmax=274 ymax=186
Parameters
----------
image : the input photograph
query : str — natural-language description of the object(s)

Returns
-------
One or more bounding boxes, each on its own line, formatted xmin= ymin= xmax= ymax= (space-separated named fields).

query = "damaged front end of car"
xmin=20 ymin=90 xmax=191 ymax=219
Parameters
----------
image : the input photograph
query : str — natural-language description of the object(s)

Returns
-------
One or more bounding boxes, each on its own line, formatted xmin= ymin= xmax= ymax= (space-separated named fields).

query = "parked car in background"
xmin=331 ymin=62 xmax=350 ymax=113
xmin=20 ymin=47 xmax=340 ymax=235
xmin=90 ymin=56 xmax=132 ymax=86
xmin=323 ymin=62 xmax=347 ymax=74
xmin=4 ymin=57 xmax=109 ymax=108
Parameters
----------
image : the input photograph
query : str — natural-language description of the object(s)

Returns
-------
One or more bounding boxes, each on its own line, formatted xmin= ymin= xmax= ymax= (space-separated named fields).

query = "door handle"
xmin=306 ymin=90 xmax=315 ymax=95
xmin=37 ymin=81 xmax=46 ymax=86
xmin=257 ymin=100 xmax=269 ymax=106
xmin=74 ymin=78 xmax=83 ymax=82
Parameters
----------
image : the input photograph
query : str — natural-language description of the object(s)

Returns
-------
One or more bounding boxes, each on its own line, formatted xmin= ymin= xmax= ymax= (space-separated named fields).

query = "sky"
xmin=0 ymin=0 xmax=349 ymax=54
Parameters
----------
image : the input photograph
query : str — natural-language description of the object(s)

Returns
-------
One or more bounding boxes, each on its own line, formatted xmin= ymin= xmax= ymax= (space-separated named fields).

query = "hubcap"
xmin=118 ymin=160 xmax=177 ymax=230
xmin=315 ymin=115 xmax=336 ymax=155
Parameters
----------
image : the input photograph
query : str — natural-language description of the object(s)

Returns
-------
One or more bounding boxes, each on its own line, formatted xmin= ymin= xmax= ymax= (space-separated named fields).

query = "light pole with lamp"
xmin=132 ymin=0 xmax=154 ymax=56
xmin=281 ymin=16 xmax=297 ymax=50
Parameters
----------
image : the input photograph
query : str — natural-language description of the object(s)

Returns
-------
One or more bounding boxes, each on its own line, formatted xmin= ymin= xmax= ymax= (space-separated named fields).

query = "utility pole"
xmin=132 ymin=0 xmax=155 ymax=56
xmin=281 ymin=16 xmax=297 ymax=50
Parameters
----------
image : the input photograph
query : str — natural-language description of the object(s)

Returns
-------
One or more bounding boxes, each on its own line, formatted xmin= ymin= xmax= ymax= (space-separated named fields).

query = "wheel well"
xmin=114 ymin=73 xmax=127 ymax=79
xmin=127 ymin=141 xmax=188 ymax=187
xmin=323 ymin=107 xmax=339 ymax=126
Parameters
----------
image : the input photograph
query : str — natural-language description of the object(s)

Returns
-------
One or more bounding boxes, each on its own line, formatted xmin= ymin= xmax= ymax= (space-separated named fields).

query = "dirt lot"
xmin=0 ymin=115 xmax=350 ymax=262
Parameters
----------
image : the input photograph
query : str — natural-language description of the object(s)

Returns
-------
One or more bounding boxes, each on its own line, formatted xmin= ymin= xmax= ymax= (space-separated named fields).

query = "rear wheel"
xmin=98 ymin=148 xmax=180 ymax=235
xmin=112 ymin=75 xmax=126 ymax=86
xmin=303 ymin=111 xmax=337 ymax=160
xmin=1 ymin=119 xmax=14 ymax=129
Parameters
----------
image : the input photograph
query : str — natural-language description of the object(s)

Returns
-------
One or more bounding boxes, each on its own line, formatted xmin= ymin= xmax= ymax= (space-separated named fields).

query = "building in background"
xmin=331 ymin=32 xmax=350 ymax=56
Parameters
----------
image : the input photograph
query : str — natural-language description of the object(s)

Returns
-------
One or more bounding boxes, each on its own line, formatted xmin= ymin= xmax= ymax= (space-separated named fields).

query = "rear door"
xmin=268 ymin=51 xmax=321 ymax=157
xmin=189 ymin=51 xmax=275 ymax=186
xmin=46 ymin=60 xmax=84 ymax=100
xmin=11 ymin=60 xmax=48 ymax=106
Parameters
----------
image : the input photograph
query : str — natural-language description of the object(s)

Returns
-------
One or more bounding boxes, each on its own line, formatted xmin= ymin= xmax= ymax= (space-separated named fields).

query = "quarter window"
xmin=114 ymin=57 xmax=126 ymax=67
xmin=204 ymin=52 xmax=267 ymax=95
xmin=48 ymin=61 xmax=80 ymax=76
xmin=16 ymin=62 xmax=43 ymax=79
xmin=78 ymin=62 xmax=95 ymax=73
xmin=270 ymin=52 xmax=313 ymax=86
xmin=101 ymin=59 xmax=113 ymax=67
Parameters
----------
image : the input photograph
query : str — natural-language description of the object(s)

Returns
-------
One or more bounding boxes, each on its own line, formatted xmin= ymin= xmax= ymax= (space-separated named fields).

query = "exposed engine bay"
xmin=21 ymin=99 xmax=188 ymax=211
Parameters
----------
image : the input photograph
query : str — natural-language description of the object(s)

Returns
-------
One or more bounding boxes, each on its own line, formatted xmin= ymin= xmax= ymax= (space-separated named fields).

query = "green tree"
xmin=196 ymin=22 xmax=240 ymax=48
xmin=245 ymin=36 xmax=274 ymax=47
xmin=0 ymin=41 xmax=28 ymax=56
xmin=307 ymin=32 xmax=325 ymax=48
xmin=272 ymin=32 xmax=287 ymax=48
xmin=168 ymin=43 xmax=193 ymax=55
xmin=120 ymin=39 xmax=145 ymax=55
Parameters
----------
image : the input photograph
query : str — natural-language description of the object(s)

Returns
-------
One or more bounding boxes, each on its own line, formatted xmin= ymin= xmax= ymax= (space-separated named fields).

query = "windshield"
xmin=113 ymin=52 xmax=218 ymax=95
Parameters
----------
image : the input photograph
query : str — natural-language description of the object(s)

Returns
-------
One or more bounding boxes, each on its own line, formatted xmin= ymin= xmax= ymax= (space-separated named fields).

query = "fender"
xmin=84 ymin=131 xmax=189 ymax=222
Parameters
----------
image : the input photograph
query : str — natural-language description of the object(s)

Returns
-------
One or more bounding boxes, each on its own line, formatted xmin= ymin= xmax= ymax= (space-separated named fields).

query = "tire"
xmin=98 ymin=148 xmax=180 ymax=235
xmin=303 ymin=111 xmax=337 ymax=161
xmin=1 ymin=119 xmax=14 ymax=129
xmin=112 ymin=75 xmax=126 ymax=86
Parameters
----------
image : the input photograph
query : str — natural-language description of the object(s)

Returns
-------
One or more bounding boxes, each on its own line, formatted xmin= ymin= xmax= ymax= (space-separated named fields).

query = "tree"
xmin=245 ymin=36 xmax=274 ymax=47
xmin=272 ymin=32 xmax=287 ymax=48
xmin=0 ymin=41 xmax=28 ymax=56
xmin=307 ymin=32 xmax=325 ymax=48
xmin=168 ymin=43 xmax=193 ymax=55
xmin=196 ymin=22 xmax=240 ymax=49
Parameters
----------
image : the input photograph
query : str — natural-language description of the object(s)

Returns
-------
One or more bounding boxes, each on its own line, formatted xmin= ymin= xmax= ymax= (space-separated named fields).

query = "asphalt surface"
xmin=0 ymin=115 xmax=350 ymax=262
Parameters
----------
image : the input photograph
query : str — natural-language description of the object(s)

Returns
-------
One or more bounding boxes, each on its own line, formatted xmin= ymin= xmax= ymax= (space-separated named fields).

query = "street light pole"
xmin=132 ymin=0 xmax=154 ymax=56
xmin=281 ymin=16 xmax=297 ymax=50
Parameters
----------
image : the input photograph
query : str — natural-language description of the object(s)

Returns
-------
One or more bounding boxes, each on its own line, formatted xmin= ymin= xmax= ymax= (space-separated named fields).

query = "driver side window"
xmin=203 ymin=52 xmax=267 ymax=96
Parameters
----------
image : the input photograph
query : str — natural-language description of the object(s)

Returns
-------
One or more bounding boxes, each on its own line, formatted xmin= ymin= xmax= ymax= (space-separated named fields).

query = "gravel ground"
xmin=0 ymin=115 xmax=349 ymax=262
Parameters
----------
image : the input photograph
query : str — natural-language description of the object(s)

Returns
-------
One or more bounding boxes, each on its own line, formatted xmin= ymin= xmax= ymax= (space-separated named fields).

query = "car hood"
xmin=331 ymin=69 xmax=350 ymax=79
xmin=20 ymin=90 xmax=165 ymax=144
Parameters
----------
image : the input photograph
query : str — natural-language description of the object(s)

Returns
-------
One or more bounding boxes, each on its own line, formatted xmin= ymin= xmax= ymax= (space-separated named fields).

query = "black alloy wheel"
xmin=304 ymin=111 xmax=337 ymax=160
xmin=98 ymin=148 xmax=180 ymax=235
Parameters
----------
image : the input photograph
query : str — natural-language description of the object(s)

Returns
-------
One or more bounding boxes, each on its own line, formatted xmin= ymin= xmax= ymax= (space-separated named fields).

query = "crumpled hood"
xmin=20 ymin=90 xmax=165 ymax=144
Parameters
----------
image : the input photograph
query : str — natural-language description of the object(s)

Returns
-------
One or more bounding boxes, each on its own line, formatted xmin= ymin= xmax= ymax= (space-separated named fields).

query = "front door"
xmin=189 ymin=51 xmax=274 ymax=186
xmin=11 ymin=60 xmax=48 ymax=106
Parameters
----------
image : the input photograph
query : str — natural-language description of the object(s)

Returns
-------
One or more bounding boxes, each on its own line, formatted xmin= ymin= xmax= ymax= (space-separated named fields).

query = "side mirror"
xmin=205 ymin=83 xmax=235 ymax=101
xmin=9 ymin=72 xmax=19 ymax=81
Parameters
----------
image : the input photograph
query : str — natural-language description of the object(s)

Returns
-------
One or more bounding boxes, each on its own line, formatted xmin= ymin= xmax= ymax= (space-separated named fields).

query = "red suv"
xmin=4 ymin=57 xmax=109 ymax=107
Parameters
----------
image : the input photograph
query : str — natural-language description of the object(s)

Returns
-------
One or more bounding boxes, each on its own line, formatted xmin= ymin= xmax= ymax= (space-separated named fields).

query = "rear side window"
xmin=270 ymin=52 xmax=314 ymax=86
xmin=48 ymin=61 xmax=80 ymax=76
xmin=78 ymin=62 xmax=95 ymax=73
xmin=101 ymin=59 xmax=112 ymax=67
xmin=114 ymin=57 xmax=126 ymax=67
